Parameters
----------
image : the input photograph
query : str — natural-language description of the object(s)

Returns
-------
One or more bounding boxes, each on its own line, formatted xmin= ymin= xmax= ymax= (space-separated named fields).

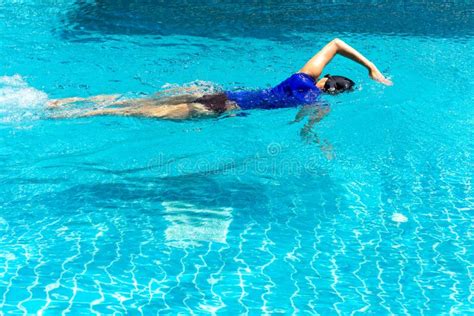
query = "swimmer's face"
xmin=316 ymin=77 xmax=328 ymax=91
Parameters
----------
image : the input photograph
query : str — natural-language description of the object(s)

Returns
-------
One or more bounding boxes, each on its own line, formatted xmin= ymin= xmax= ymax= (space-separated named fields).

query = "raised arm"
xmin=299 ymin=38 xmax=392 ymax=85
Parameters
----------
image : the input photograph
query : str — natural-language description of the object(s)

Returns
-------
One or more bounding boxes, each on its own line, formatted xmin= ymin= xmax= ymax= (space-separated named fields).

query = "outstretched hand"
xmin=369 ymin=67 xmax=393 ymax=86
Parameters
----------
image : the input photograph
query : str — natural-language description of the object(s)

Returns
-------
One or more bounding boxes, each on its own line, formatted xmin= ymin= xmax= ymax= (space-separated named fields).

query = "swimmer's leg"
xmin=48 ymin=93 xmax=202 ymax=109
xmin=47 ymin=97 xmax=84 ymax=108
xmin=153 ymin=94 xmax=203 ymax=105
xmin=47 ymin=94 xmax=122 ymax=108
xmin=53 ymin=102 xmax=215 ymax=120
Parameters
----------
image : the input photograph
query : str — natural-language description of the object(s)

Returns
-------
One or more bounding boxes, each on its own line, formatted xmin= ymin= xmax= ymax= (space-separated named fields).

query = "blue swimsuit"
xmin=226 ymin=73 xmax=321 ymax=110
xmin=194 ymin=73 xmax=322 ymax=114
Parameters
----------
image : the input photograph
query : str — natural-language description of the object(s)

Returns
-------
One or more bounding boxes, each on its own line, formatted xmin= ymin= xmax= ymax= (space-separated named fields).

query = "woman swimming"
xmin=48 ymin=38 xmax=392 ymax=119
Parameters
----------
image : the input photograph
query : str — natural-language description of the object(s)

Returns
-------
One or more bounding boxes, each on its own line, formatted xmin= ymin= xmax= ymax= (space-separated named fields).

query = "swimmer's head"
xmin=317 ymin=74 xmax=355 ymax=94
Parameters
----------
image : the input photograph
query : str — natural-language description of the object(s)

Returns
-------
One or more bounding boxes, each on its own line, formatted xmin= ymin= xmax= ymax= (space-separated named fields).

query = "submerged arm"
xmin=293 ymin=104 xmax=334 ymax=159
xmin=299 ymin=38 xmax=392 ymax=85
xmin=298 ymin=105 xmax=330 ymax=135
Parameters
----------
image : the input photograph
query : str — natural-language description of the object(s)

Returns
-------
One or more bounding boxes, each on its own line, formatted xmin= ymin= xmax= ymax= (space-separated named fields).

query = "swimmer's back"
xmin=226 ymin=73 xmax=321 ymax=110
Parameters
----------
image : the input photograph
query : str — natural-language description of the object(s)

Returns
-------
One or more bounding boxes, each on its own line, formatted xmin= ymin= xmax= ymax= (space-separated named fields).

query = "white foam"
xmin=0 ymin=74 xmax=26 ymax=86
xmin=391 ymin=212 xmax=408 ymax=223
xmin=0 ymin=74 xmax=48 ymax=109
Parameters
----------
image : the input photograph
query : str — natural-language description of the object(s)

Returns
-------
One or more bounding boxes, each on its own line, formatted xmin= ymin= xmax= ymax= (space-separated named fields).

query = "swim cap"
xmin=323 ymin=74 xmax=355 ymax=94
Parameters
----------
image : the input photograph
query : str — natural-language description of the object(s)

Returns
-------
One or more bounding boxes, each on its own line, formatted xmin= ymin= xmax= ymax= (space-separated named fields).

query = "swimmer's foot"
xmin=47 ymin=97 xmax=84 ymax=108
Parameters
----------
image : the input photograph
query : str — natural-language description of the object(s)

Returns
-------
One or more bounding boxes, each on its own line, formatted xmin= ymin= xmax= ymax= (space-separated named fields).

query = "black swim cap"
xmin=323 ymin=74 xmax=355 ymax=94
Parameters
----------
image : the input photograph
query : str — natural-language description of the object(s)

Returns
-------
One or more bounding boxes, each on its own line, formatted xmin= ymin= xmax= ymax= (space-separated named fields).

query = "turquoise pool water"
xmin=0 ymin=1 xmax=473 ymax=314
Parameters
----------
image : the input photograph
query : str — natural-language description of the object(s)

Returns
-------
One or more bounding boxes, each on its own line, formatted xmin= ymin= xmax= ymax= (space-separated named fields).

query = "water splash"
xmin=158 ymin=80 xmax=223 ymax=98
xmin=0 ymin=75 xmax=48 ymax=122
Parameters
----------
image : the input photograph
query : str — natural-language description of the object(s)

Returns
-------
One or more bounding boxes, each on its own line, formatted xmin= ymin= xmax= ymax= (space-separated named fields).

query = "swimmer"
xmin=48 ymin=38 xmax=392 ymax=119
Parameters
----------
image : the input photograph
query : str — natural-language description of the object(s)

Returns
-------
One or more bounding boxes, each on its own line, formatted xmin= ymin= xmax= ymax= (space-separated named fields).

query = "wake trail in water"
xmin=0 ymin=75 xmax=225 ymax=122
xmin=0 ymin=74 xmax=48 ymax=122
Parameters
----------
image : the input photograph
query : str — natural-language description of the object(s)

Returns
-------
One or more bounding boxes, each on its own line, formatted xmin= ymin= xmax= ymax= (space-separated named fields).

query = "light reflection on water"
xmin=162 ymin=201 xmax=233 ymax=248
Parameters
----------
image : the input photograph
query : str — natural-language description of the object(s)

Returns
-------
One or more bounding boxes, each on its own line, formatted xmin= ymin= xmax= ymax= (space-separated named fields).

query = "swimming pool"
xmin=1 ymin=1 xmax=473 ymax=314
